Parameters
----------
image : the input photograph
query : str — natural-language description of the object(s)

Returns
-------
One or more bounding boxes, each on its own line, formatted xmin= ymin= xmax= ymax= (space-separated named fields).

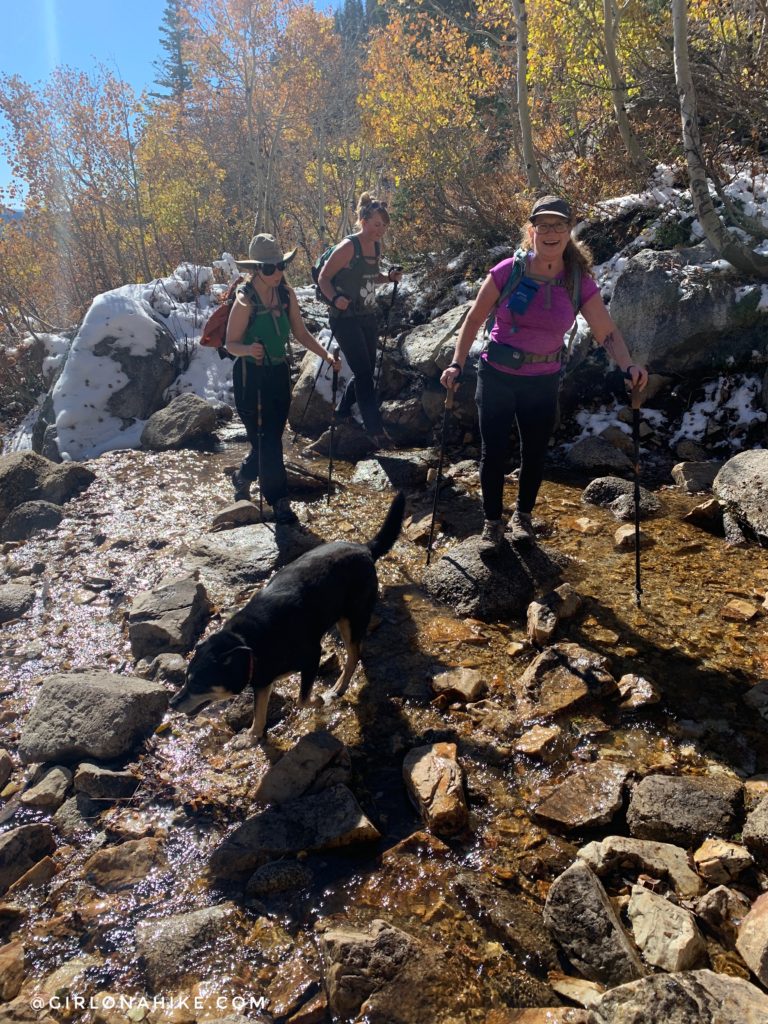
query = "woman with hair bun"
xmin=317 ymin=192 xmax=403 ymax=450
xmin=439 ymin=195 xmax=648 ymax=547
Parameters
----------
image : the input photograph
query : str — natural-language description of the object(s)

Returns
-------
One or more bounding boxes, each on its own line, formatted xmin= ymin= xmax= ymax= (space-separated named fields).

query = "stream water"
xmin=1 ymin=427 xmax=767 ymax=1021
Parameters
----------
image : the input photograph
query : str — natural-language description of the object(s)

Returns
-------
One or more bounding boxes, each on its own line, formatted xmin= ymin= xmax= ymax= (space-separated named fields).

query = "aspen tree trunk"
xmin=672 ymin=0 xmax=768 ymax=274
xmin=602 ymin=0 xmax=644 ymax=165
xmin=511 ymin=0 xmax=541 ymax=189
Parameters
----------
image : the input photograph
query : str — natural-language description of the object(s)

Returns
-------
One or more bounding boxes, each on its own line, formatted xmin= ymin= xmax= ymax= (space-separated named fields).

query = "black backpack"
xmin=311 ymin=235 xmax=380 ymax=305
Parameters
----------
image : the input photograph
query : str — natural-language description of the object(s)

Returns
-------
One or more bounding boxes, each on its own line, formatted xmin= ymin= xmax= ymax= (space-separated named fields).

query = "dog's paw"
xmin=298 ymin=696 xmax=325 ymax=711
xmin=229 ymin=732 xmax=264 ymax=750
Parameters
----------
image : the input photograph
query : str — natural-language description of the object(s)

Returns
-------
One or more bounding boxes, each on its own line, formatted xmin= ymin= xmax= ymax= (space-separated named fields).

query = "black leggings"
xmin=232 ymin=360 xmax=290 ymax=505
xmin=331 ymin=314 xmax=383 ymax=435
xmin=476 ymin=360 xmax=560 ymax=521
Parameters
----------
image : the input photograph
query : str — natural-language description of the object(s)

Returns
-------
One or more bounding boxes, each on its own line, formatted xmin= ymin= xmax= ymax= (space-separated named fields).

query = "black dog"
xmin=170 ymin=492 xmax=405 ymax=741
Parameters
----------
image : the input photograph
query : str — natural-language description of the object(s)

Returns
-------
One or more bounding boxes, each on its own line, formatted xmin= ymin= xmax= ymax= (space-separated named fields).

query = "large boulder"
xmin=713 ymin=449 xmax=768 ymax=542
xmin=608 ymin=247 xmax=768 ymax=374
xmin=400 ymin=304 xmax=471 ymax=378
xmin=424 ymin=534 xmax=564 ymax=621
xmin=288 ymin=348 xmax=338 ymax=437
xmin=19 ymin=671 xmax=168 ymax=764
xmin=48 ymin=288 xmax=180 ymax=459
xmin=0 ymin=451 xmax=94 ymax=527
xmin=140 ymin=392 xmax=218 ymax=450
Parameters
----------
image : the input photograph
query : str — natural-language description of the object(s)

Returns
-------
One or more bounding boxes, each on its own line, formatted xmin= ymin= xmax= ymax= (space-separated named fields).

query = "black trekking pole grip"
xmin=426 ymin=387 xmax=455 ymax=566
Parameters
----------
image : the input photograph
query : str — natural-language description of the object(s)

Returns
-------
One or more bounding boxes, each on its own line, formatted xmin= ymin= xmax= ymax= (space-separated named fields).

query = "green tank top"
xmin=331 ymin=235 xmax=381 ymax=317
xmin=238 ymin=284 xmax=290 ymax=364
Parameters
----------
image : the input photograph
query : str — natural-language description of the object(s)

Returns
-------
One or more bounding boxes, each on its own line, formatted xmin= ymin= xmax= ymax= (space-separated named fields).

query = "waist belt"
xmin=486 ymin=340 xmax=563 ymax=369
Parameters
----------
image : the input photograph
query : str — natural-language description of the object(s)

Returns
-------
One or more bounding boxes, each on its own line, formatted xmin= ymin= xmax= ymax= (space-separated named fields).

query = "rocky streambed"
xmin=0 ymin=418 xmax=768 ymax=1024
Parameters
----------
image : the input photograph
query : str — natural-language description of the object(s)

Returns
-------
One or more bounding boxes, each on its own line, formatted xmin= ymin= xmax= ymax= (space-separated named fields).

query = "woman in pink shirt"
xmin=439 ymin=195 xmax=648 ymax=546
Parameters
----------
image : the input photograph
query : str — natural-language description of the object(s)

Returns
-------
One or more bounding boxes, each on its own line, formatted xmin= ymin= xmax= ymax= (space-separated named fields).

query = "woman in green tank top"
xmin=317 ymin=192 xmax=403 ymax=449
xmin=226 ymin=233 xmax=341 ymax=523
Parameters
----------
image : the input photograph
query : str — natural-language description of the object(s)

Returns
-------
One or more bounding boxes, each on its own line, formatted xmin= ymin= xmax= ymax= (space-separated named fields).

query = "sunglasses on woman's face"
xmin=257 ymin=261 xmax=287 ymax=274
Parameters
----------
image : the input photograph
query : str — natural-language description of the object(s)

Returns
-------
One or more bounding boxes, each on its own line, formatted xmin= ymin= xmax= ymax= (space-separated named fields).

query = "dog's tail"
xmin=368 ymin=491 xmax=406 ymax=561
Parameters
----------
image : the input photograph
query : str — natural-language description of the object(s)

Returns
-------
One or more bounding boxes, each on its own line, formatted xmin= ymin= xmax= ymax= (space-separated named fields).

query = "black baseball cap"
xmin=530 ymin=195 xmax=572 ymax=220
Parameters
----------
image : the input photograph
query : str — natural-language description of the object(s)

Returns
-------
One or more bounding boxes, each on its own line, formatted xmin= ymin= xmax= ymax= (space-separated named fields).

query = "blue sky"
xmin=0 ymin=0 xmax=168 ymax=200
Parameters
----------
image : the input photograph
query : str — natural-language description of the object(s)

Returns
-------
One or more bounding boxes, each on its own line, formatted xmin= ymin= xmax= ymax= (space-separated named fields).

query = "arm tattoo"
xmin=603 ymin=331 xmax=620 ymax=361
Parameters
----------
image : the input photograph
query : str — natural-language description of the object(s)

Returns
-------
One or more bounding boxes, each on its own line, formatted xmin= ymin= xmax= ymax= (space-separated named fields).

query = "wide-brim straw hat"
xmin=236 ymin=233 xmax=297 ymax=268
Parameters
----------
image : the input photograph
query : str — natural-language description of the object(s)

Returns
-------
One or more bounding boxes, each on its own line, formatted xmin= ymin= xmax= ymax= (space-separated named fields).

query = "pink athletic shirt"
xmin=484 ymin=252 xmax=598 ymax=376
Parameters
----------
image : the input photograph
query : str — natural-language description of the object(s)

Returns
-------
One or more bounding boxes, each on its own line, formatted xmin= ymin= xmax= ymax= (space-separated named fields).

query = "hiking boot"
xmin=272 ymin=497 xmax=299 ymax=525
xmin=481 ymin=519 xmax=505 ymax=547
xmin=509 ymin=510 xmax=535 ymax=544
xmin=231 ymin=469 xmax=251 ymax=502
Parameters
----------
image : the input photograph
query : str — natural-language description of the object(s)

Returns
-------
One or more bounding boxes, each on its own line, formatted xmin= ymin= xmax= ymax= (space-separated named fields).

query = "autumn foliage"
xmin=0 ymin=0 xmax=766 ymax=340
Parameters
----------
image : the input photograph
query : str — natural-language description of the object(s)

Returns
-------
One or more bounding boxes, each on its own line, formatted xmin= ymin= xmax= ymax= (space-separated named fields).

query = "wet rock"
xmin=380 ymin=397 xmax=432 ymax=445
xmin=184 ymin=522 xmax=317 ymax=589
xmin=143 ymin=652 xmax=188 ymax=687
xmin=671 ymin=461 xmax=722 ymax=494
xmin=694 ymin=838 xmax=754 ymax=885
xmin=454 ymin=873 xmax=561 ymax=974
xmin=514 ymin=724 xmax=573 ymax=764
xmin=424 ymin=535 xmax=563 ymax=621
xmin=0 ymin=749 xmax=12 ymax=789
xmin=209 ymin=500 xmax=263 ymax=531
xmin=0 ymin=451 xmax=95 ymax=526
xmin=628 ymin=884 xmax=707 ymax=970
xmin=589 ymin=969 xmax=768 ymax=1023
xmin=534 ymin=761 xmax=629 ymax=831
xmin=7 ymin=855 xmax=57 ymax=894
xmin=254 ymin=730 xmax=351 ymax=805
xmin=543 ymin=860 xmax=646 ymax=987
xmin=73 ymin=763 xmax=139 ymax=801
xmin=20 ymin=765 xmax=72 ymax=810
xmin=0 ymin=583 xmax=35 ymax=624
xmin=245 ymin=859 xmax=313 ymax=897
xmin=264 ymin=952 xmax=323 ymax=1020
xmin=567 ymin=438 xmax=632 ymax=474
xmin=403 ymin=742 xmax=469 ymax=836
xmin=401 ymin=303 xmax=471 ymax=376
xmin=302 ymin=422 xmax=375 ymax=461
xmin=743 ymin=794 xmax=768 ymax=861
xmin=720 ymin=597 xmax=760 ymax=622
xmin=578 ymin=835 xmax=702 ymax=898
xmin=351 ymin=451 xmax=431 ymax=492
xmin=581 ymin=476 xmax=661 ymax=520
xmin=0 ymin=823 xmax=55 ymax=895
xmin=695 ymin=885 xmax=752 ymax=946
xmin=320 ymin=917 xmax=460 ymax=1024
xmin=714 ymin=449 xmax=768 ymax=542
xmin=616 ymin=673 xmax=661 ymax=710
xmin=613 ymin=523 xmax=653 ymax=549
xmin=514 ymin=642 xmax=618 ymax=723
xmin=210 ymin=784 xmax=380 ymax=880
xmin=53 ymin=794 xmax=103 ymax=840
xmin=527 ymin=584 xmax=583 ymax=645
xmin=128 ymin=572 xmax=212 ymax=660
xmin=0 ymin=501 xmax=63 ymax=542
xmin=683 ymin=497 xmax=724 ymax=532
xmin=626 ymin=773 xmax=742 ymax=847
xmin=487 ymin=1012 xmax=588 ymax=1024
xmin=430 ymin=667 xmax=486 ymax=703
xmin=135 ymin=903 xmax=239 ymax=991
xmin=19 ymin=671 xmax=168 ymax=764
xmin=737 ymin=892 xmax=768 ymax=985
xmin=0 ymin=939 xmax=24 ymax=1001
xmin=140 ymin=392 xmax=217 ymax=450
xmin=549 ymin=973 xmax=604 ymax=1008
xmin=83 ymin=837 xmax=167 ymax=891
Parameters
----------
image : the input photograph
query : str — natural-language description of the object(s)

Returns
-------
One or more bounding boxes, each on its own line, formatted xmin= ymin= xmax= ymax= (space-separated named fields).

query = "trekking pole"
xmin=327 ymin=345 xmax=340 ymax=503
xmin=626 ymin=371 xmax=644 ymax=608
xmin=256 ymin=370 xmax=264 ymax=524
xmin=374 ymin=269 xmax=402 ymax=393
xmin=426 ymin=387 xmax=454 ymax=566
xmin=291 ymin=332 xmax=335 ymax=443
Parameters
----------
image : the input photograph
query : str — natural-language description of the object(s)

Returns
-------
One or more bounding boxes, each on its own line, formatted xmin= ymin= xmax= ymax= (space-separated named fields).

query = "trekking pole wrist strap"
xmin=448 ymin=362 xmax=463 ymax=378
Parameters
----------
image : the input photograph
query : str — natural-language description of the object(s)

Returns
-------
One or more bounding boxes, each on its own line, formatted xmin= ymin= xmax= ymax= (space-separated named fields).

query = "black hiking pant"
xmin=233 ymin=360 xmax=290 ymax=505
xmin=476 ymin=360 xmax=560 ymax=520
xmin=331 ymin=314 xmax=384 ymax=435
